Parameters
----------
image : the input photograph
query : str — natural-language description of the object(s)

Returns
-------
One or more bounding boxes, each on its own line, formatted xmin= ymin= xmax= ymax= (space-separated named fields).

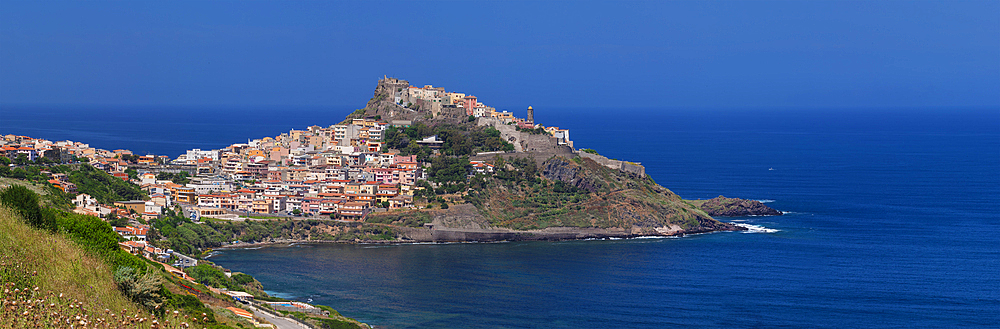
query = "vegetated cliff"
xmin=493 ymin=155 xmax=739 ymax=235
xmin=371 ymin=155 xmax=743 ymax=242
xmin=688 ymin=196 xmax=782 ymax=217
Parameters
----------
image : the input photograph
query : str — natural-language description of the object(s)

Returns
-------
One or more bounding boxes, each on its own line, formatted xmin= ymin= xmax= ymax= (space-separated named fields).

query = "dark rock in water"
xmin=697 ymin=196 xmax=782 ymax=217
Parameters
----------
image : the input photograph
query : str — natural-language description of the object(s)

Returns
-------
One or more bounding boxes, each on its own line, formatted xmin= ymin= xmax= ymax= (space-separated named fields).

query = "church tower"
xmin=527 ymin=106 xmax=534 ymax=123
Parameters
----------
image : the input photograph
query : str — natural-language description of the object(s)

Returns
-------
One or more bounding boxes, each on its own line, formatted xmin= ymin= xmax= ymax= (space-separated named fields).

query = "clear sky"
xmin=1 ymin=1 xmax=997 ymax=110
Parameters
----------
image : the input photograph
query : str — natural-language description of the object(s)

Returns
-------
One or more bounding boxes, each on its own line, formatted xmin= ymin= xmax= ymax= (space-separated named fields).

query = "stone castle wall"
xmin=577 ymin=151 xmax=646 ymax=177
xmin=477 ymin=117 xmax=644 ymax=176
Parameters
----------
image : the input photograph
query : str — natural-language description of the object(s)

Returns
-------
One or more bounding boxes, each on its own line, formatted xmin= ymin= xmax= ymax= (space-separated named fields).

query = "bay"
xmin=5 ymin=105 xmax=998 ymax=327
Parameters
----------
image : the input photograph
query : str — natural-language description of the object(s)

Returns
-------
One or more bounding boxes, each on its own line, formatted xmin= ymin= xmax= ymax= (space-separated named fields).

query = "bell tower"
xmin=527 ymin=106 xmax=534 ymax=123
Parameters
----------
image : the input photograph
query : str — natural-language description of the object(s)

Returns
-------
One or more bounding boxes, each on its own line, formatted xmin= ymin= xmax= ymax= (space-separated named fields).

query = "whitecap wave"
xmin=754 ymin=199 xmax=776 ymax=203
xmin=733 ymin=223 xmax=780 ymax=233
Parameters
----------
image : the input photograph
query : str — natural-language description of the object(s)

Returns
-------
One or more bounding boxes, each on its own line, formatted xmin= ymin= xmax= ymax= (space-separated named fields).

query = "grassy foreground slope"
xmin=1 ymin=206 xmax=185 ymax=328
xmin=0 ymin=206 xmax=136 ymax=313
xmin=0 ymin=186 xmax=257 ymax=329
xmin=1 ymin=183 xmax=369 ymax=329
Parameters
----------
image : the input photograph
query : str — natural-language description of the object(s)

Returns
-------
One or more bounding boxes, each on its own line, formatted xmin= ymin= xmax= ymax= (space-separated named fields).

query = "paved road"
xmin=247 ymin=304 xmax=310 ymax=329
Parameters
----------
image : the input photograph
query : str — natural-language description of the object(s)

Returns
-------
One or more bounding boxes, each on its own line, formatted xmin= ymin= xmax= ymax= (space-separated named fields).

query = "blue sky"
xmin=1 ymin=1 xmax=997 ymax=110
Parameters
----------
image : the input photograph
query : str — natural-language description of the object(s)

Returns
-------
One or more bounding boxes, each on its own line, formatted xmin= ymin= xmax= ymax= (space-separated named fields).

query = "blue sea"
xmin=3 ymin=105 xmax=998 ymax=328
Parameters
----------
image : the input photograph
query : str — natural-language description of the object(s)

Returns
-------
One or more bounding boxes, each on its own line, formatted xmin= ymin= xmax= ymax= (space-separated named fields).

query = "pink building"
xmin=393 ymin=154 xmax=417 ymax=164
xmin=463 ymin=95 xmax=477 ymax=115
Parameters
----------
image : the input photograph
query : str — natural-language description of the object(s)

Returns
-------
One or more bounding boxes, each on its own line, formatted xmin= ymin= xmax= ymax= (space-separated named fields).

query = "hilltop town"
xmin=1 ymin=78 xmax=774 ymax=249
xmin=2 ymin=78 xmax=585 ymax=223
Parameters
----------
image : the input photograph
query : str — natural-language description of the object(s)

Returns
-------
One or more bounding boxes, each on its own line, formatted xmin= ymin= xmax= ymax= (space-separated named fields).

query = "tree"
xmin=125 ymin=168 xmax=138 ymax=180
xmin=429 ymin=155 xmax=471 ymax=183
xmin=414 ymin=180 xmax=434 ymax=199
xmin=108 ymin=213 xmax=129 ymax=227
xmin=14 ymin=154 xmax=29 ymax=165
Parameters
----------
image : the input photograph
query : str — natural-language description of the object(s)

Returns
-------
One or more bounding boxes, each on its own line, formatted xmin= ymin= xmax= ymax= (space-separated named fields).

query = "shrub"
xmin=114 ymin=266 xmax=163 ymax=310
xmin=0 ymin=184 xmax=56 ymax=231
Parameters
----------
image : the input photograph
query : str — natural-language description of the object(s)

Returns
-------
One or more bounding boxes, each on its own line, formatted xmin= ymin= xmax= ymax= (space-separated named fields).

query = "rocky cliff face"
xmin=343 ymin=77 xmax=412 ymax=123
xmin=540 ymin=157 xmax=601 ymax=193
xmin=345 ymin=77 xmax=470 ymax=124
xmin=693 ymin=196 xmax=782 ymax=217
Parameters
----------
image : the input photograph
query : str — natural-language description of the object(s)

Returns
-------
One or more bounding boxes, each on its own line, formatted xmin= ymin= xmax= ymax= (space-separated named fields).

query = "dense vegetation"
xmin=66 ymin=164 xmax=148 ymax=204
xmin=463 ymin=157 xmax=597 ymax=229
xmin=516 ymin=126 xmax=548 ymax=134
xmin=1 ymin=162 xmax=149 ymax=205
xmin=184 ymin=263 xmax=263 ymax=294
xmin=381 ymin=123 xmax=513 ymax=161
xmin=157 ymin=171 xmax=191 ymax=185
xmin=0 ymin=185 xmax=58 ymax=231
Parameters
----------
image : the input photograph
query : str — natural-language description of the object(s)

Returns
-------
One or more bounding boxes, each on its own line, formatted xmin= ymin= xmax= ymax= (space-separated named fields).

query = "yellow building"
xmin=113 ymin=200 xmax=146 ymax=214
xmin=251 ymin=199 xmax=273 ymax=214
xmin=174 ymin=187 xmax=197 ymax=204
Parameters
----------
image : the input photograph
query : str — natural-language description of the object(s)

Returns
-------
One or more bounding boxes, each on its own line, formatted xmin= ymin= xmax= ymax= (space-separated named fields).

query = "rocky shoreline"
xmin=214 ymin=223 xmax=742 ymax=249
xmin=689 ymin=196 xmax=783 ymax=217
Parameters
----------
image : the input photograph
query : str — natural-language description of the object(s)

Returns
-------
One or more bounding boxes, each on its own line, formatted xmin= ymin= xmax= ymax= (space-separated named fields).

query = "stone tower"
xmin=527 ymin=106 xmax=534 ymax=123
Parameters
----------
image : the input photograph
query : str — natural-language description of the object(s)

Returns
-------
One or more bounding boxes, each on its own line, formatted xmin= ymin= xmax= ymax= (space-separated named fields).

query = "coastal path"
xmin=247 ymin=304 xmax=311 ymax=329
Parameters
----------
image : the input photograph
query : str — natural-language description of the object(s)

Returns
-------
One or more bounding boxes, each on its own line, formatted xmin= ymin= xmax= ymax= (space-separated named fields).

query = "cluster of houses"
xmin=3 ymin=80 xmax=571 ymax=223
xmin=161 ymin=118 xmax=435 ymax=220
xmin=114 ymin=223 xmax=198 ymax=269
xmin=391 ymin=80 xmax=569 ymax=137
xmin=392 ymin=81 xmax=514 ymax=122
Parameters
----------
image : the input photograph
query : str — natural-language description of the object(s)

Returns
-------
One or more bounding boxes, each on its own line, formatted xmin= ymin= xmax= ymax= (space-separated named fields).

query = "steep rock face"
xmin=697 ymin=196 xmax=782 ymax=217
xmin=346 ymin=77 xmax=472 ymax=124
xmin=345 ymin=78 xmax=412 ymax=122
xmin=540 ymin=157 xmax=600 ymax=193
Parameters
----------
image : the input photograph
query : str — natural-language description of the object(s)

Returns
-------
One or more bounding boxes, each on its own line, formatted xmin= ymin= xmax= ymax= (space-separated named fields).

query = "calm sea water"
xmin=5 ymin=105 xmax=999 ymax=328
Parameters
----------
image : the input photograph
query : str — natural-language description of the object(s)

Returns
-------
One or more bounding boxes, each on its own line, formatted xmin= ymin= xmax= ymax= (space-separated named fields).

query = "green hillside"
xmin=0 ymin=185 xmax=252 ymax=328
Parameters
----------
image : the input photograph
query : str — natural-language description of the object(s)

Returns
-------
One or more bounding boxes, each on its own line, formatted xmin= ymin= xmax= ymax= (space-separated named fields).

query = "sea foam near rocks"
xmin=733 ymin=223 xmax=780 ymax=233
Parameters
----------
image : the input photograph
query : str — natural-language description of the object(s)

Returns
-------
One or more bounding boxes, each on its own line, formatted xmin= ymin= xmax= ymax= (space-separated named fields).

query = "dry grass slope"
xmin=0 ymin=207 xmax=202 ymax=328
xmin=0 ymin=206 xmax=135 ymax=312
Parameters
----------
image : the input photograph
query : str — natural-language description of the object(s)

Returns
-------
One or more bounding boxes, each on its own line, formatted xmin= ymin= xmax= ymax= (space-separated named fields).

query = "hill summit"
xmin=356 ymin=77 xmax=749 ymax=240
